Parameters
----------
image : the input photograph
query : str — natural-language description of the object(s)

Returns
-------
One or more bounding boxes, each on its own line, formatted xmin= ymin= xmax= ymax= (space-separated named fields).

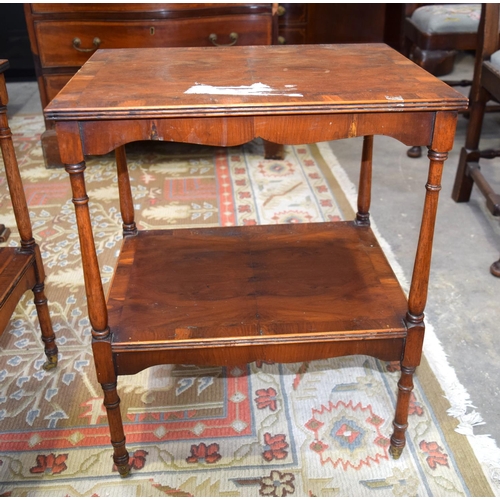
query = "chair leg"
xmin=452 ymin=87 xmax=490 ymax=203
xmin=102 ymin=381 xmax=130 ymax=477
xmin=31 ymin=243 xmax=58 ymax=370
xmin=490 ymin=257 xmax=500 ymax=277
xmin=452 ymin=147 xmax=476 ymax=203
xmin=33 ymin=282 xmax=58 ymax=370
xmin=407 ymin=146 xmax=422 ymax=158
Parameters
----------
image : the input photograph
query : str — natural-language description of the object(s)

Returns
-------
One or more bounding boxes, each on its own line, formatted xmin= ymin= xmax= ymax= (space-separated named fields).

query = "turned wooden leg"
xmin=356 ymin=135 xmax=373 ymax=226
xmin=33 ymin=282 xmax=58 ymax=370
xmin=390 ymin=365 xmax=416 ymax=458
xmin=115 ymin=146 xmax=137 ymax=237
xmin=390 ymin=312 xmax=425 ymax=459
xmin=101 ymin=381 xmax=130 ymax=477
xmin=31 ymin=243 xmax=58 ymax=370
xmin=92 ymin=327 xmax=130 ymax=477
xmin=92 ymin=327 xmax=129 ymax=476
xmin=391 ymin=126 xmax=453 ymax=457
xmin=64 ymin=152 xmax=130 ymax=476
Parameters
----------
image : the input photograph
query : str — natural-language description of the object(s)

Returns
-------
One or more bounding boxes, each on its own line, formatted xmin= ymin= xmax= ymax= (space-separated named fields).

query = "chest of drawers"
xmin=24 ymin=3 xmax=276 ymax=166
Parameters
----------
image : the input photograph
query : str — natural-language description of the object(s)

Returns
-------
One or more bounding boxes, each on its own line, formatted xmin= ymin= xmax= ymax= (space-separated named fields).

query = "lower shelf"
xmin=107 ymin=221 xmax=409 ymax=371
xmin=0 ymin=248 xmax=36 ymax=334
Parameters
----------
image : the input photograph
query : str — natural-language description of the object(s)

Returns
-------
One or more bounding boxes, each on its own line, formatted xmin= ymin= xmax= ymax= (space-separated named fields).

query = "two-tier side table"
xmin=44 ymin=44 xmax=468 ymax=476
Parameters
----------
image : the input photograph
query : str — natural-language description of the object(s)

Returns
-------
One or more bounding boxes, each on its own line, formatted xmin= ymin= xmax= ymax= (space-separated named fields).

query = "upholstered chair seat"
xmin=490 ymin=49 xmax=500 ymax=68
xmin=410 ymin=4 xmax=481 ymax=35
xmin=404 ymin=3 xmax=485 ymax=78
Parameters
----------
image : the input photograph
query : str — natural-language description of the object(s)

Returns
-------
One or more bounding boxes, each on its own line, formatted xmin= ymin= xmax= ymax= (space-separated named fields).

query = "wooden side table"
xmin=44 ymin=44 xmax=468 ymax=476
xmin=0 ymin=59 xmax=58 ymax=369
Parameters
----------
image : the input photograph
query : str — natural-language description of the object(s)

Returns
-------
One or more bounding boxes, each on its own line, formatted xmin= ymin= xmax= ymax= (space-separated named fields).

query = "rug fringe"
xmin=317 ymin=141 xmax=500 ymax=496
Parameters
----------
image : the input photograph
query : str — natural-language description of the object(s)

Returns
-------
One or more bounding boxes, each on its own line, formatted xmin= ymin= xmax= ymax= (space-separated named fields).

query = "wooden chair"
xmin=451 ymin=4 xmax=500 ymax=276
xmin=403 ymin=3 xmax=483 ymax=158
xmin=0 ymin=59 xmax=58 ymax=368
xmin=404 ymin=4 xmax=482 ymax=76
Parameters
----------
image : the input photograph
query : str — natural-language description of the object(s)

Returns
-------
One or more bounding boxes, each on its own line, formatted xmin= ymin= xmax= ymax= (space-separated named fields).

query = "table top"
xmin=44 ymin=44 xmax=468 ymax=121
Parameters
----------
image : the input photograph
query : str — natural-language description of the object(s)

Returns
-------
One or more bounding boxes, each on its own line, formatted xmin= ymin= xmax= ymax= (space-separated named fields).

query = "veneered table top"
xmin=44 ymin=44 xmax=468 ymax=121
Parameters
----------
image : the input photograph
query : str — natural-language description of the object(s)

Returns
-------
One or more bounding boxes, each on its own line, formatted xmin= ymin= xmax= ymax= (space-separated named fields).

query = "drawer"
xmin=35 ymin=16 xmax=272 ymax=68
xmin=278 ymin=28 xmax=306 ymax=45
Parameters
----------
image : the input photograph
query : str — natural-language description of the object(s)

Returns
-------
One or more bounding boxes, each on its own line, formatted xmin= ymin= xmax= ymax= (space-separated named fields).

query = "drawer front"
xmin=35 ymin=17 xmax=272 ymax=68
xmin=278 ymin=28 xmax=306 ymax=45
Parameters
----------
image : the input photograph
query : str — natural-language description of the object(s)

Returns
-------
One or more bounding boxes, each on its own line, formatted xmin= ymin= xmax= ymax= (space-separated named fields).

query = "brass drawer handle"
xmin=209 ymin=32 xmax=238 ymax=46
xmin=72 ymin=37 xmax=101 ymax=53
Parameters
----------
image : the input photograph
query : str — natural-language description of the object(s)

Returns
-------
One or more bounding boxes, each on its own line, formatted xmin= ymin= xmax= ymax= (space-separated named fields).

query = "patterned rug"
xmin=0 ymin=115 xmax=497 ymax=496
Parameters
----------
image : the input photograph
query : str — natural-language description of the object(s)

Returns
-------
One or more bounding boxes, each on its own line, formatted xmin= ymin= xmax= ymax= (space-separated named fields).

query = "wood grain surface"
xmin=108 ymin=222 xmax=408 ymax=349
xmin=45 ymin=44 xmax=468 ymax=121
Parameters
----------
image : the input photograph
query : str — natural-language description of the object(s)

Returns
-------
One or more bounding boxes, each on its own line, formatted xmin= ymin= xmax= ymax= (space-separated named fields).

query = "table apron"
xmin=69 ymin=111 xmax=438 ymax=157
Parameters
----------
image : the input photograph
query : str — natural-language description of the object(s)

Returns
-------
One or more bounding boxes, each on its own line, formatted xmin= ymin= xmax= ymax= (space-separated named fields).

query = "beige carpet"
xmin=0 ymin=114 xmax=496 ymax=496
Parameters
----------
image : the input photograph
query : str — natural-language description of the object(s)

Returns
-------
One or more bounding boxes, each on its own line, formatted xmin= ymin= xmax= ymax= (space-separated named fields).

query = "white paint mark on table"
xmin=385 ymin=95 xmax=405 ymax=106
xmin=184 ymin=82 xmax=303 ymax=97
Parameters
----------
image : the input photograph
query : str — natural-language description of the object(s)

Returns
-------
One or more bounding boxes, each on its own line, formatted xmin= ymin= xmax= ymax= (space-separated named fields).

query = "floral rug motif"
xmin=0 ymin=115 xmax=494 ymax=496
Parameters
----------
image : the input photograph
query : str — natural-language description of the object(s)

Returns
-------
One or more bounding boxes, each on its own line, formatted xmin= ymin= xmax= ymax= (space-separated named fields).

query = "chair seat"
xmin=0 ymin=248 xmax=36 ymax=334
xmin=411 ymin=4 xmax=481 ymax=35
xmin=490 ymin=49 xmax=500 ymax=68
